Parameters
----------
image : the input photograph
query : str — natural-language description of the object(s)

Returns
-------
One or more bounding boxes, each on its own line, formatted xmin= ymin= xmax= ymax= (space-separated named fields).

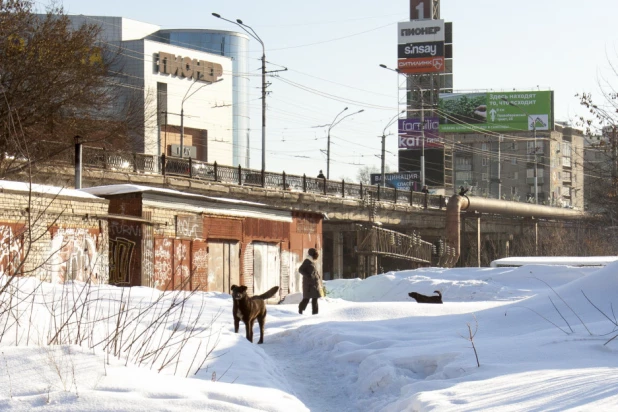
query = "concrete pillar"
xmin=368 ymin=254 xmax=378 ymax=277
xmin=476 ymin=216 xmax=482 ymax=267
xmin=333 ymin=229 xmax=344 ymax=279
xmin=534 ymin=220 xmax=539 ymax=256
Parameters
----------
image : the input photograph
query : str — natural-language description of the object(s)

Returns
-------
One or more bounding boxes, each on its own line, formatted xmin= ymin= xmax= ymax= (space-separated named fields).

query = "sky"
xmin=2 ymin=260 xmax=618 ymax=410
xmin=42 ymin=0 xmax=618 ymax=180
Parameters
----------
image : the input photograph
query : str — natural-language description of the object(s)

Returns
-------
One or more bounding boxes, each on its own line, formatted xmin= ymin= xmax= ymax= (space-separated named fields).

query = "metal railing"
xmin=57 ymin=145 xmax=448 ymax=210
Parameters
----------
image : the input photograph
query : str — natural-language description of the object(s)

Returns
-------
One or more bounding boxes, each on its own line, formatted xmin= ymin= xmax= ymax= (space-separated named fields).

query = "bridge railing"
xmin=60 ymin=145 xmax=447 ymax=210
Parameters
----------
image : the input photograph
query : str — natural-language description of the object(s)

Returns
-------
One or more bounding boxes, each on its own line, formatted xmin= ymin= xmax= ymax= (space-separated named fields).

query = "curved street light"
xmin=380 ymin=63 xmax=427 ymax=186
xmin=381 ymin=110 xmax=406 ymax=187
xmin=212 ymin=13 xmax=267 ymax=172
xmin=180 ymin=78 xmax=223 ymax=158
xmin=326 ymin=108 xmax=364 ymax=179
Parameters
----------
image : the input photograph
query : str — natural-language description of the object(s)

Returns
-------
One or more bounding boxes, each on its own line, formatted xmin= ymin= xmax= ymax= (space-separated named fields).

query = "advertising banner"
xmin=398 ymin=41 xmax=444 ymax=59
xmin=371 ymin=172 xmax=421 ymax=191
xmin=438 ymin=91 xmax=553 ymax=133
xmin=398 ymin=117 xmax=443 ymax=149
xmin=398 ymin=57 xmax=444 ymax=73
xmin=398 ymin=20 xmax=445 ymax=43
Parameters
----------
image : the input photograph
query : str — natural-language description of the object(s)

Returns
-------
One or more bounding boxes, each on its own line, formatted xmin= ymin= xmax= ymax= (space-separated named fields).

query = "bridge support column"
xmin=368 ymin=254 xmax=378 ymax=277
xmin=534 ymin=220 xmax=539 ymax=256
xmin=332 ymin=229 xmax=343 ymax=279
xmin=476 ymin=216 xmax=482 ymax=267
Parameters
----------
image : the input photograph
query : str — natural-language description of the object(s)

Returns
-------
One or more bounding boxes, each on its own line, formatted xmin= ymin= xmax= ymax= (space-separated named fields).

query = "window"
xmin=482 ymin=157 xmax=489 ymax=166
xmin=482 ymin=143 xmax=488 ymax=151
xmin=511 ymin=186 xmax=517 ymax=195
xmin=456 ymin=157 xmax=471 ymax=166
xmin=513 ymin=172 xmax=518 ymax=180
xmin=482 ymin=173 xmax=488 ymax=181
xmin=457 ymin=171 xmax=472 ymax=181
xmin=511 ymin=142 xmax=518 ymax=150
xmin=511 ymin=157 xmax=517 ymax=165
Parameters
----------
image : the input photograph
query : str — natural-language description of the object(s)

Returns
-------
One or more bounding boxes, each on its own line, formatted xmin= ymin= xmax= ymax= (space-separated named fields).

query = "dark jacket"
xmin=299 ymin=258 xmax=321 ymax=299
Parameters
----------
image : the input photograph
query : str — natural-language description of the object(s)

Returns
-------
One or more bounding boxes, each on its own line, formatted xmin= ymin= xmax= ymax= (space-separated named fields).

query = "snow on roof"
xmin=490 ymin=256 xmax=618 ymax=267
xmin=80 ymin=184 xmax=266 ymax=206
xmin=80 ymin=184 xmax=293 ymax=221
xmin=0 ymin=181 xmax=102 ymax=200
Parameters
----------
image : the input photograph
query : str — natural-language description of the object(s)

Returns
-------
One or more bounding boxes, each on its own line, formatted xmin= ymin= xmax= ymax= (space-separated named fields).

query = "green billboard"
xmin=438 ymin=91 xmax=553 ymax=133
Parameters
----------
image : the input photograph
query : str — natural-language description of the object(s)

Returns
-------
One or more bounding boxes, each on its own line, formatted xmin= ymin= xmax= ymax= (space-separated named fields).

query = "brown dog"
xmin=408 ymin=290 xmax=443 ymax=304
xmin=231 ymin=285 xmax=280 ymax=344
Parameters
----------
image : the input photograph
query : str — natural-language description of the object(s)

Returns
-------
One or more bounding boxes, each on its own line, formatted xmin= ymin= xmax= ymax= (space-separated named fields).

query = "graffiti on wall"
xmin=47 ymin=228 xmax=100 ymax=284
xmin=142 ymin=225 xmax=154 ymax=288
xmin=192 ymin=241 xmax=208 ymax=291
xmin=0 ymin=224 xmax=24 ymax=276
xmin=174 ymin=239 xmax=191 ymax=290
xmin=176 ymin=215 xmax=203 ymax=239
xmin=109 ymin=237 xmax=135 ymax=285
xmin=153 ymin=238 xmax=172 ymax=290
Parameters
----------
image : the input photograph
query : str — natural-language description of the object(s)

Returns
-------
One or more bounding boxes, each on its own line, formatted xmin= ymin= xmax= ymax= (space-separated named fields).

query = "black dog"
xmin=231 ymin=285 xmax=280 ymax=344
xmin=408 ymin=290 xmax=443 ymax=304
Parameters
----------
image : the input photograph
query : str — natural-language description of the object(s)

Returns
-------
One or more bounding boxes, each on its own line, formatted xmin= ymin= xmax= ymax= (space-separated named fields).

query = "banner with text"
xmin=398 ymin=19 xmax=444 ymax=43
xmin=438 ymin=91 xmax=553 ymax=133
xmin=371 ymin=172 xmax=421 ymax=191
xmin=398 ymin=117 xmax=443 ymax=149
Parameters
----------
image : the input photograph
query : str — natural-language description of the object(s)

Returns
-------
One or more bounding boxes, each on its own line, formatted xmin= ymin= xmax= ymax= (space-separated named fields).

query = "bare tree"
xmin=577 ymin=57 xmax=618 ymax=252
xmin=0 ymin=0 xmax=151 ymax=179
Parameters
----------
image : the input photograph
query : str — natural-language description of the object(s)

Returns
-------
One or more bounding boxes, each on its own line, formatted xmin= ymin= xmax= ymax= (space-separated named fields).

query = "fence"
xmin=55 ymin=145 xmax=448 ymax=210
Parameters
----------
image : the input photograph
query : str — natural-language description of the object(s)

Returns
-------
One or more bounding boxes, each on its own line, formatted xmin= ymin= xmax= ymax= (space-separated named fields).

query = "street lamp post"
xmin=501 ymin=97 xmax=538 ymax=204
xmin=180 ymin=78 xmax=223 ymax=158
xmin=326 ymin=108 xmax=364 ymax=179
xmin=379 ymin=64 xmax=427 ymax=186
xmin=381 ymin=110 xmax=406 ymax=187
xmin=212 ymin=13 xmax=266 ymax=172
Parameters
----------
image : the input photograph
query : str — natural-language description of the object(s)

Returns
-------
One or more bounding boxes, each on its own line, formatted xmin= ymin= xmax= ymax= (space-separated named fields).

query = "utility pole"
xmin=420 ymin=99 xmax=425 ymax=187
xmin=533 ymin=119 xmax=538 ymax=204
xmin=212 ymin=13 xmax=267 ymax=171
xmin=498 ymin=134 xmax=502 ymax=199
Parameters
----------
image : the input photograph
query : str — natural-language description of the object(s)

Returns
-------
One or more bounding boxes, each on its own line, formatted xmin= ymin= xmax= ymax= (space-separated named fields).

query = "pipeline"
xmin=443 ymin=194 xmax=584 ymax=267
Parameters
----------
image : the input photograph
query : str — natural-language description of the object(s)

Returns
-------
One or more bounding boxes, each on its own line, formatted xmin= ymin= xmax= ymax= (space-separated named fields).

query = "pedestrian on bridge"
xmin=317 ymin=170 xmax=325 ymax=179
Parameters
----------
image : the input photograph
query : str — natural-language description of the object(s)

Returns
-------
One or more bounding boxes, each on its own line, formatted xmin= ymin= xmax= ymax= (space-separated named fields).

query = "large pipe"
xmin=444 ymin=194 xmax=583 ymax=266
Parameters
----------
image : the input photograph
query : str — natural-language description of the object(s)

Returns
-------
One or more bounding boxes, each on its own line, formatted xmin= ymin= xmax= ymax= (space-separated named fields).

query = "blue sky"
xmin=47 ymin=0 xmax=618 ymax=180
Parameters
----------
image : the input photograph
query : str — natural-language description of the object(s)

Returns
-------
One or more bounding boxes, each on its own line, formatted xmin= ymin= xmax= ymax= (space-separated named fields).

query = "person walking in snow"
xmin=298 ymin=248 xmax=322 ymax=315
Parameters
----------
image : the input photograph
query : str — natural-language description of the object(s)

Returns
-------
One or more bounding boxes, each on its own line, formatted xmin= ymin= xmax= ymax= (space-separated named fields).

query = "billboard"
xmin=397 ymin=57 xmax=444 ymax=74
xmin=397 ymin=20 xmax=445 ymax=75
xmin=398 ymin=117 xmax=442 ymax=149
xmin=398 ymin=20 xmax=444 ymax=43
xmin=371 ymin=172 xmax=421 ymax=191
xmin=398 ymin=42 xmax=444 ymax=59
xmin=438 ymin=91 xmax=553 ymax=133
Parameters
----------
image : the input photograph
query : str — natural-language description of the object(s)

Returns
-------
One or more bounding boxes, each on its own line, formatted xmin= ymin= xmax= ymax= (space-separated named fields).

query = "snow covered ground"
xmin=1 ymin=262 xmax=618 ymax=411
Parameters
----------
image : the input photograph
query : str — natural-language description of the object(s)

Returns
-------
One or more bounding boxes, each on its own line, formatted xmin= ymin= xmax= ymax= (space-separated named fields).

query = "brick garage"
xmin=0 ymin=182 xmax=109 ymax=284
xmin=82 ymin=185 xmax=323 ymax=299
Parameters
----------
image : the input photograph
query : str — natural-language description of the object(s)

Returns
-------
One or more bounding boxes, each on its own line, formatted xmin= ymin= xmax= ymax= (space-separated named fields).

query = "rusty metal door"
xmin=253 ymin=242 xmax=280 ymax=297
xmin=207 ymin=240 xmax=239 ymax=293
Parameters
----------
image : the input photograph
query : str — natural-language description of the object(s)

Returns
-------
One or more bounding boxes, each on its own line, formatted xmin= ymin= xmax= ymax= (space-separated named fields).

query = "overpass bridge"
xmin=23 ymin=145 xmax=584 ymax=278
